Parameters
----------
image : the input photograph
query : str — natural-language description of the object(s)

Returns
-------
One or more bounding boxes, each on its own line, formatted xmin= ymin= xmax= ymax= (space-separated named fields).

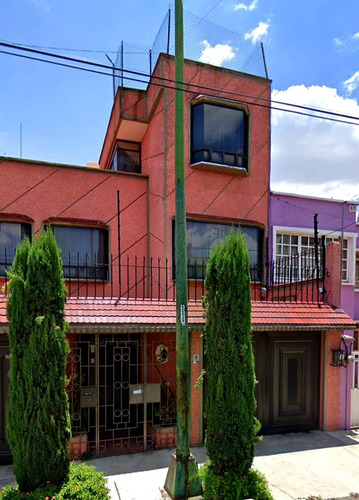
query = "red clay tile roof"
xmin=251 ymin=302 xmax=356 ymax=331
xmin=0 ymin=296 xmax=355 ymax=332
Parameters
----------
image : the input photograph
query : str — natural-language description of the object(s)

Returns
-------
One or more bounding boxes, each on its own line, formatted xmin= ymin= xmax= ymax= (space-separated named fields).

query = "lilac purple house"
xmin=270 ymin=191 xmax=359 ymax=429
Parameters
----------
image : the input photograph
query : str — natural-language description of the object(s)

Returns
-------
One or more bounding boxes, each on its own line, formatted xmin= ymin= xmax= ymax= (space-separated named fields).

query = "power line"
xmin=0 ymin=39 xmax=151 ymax=55
xmin=3 ymin=39 xmax=358 ymax=122
xmin=1 ymin=41 xmax=359 ymax=126
xmin=0 ymin=39 xmax=118 ymax=54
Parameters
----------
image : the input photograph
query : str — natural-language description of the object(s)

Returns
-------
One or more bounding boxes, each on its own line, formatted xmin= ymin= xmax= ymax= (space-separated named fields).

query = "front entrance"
xmin=253 ymin=331 xmax=320 ymax=434
xmin=0 ymin=342 xmax=10 ymax=464
xmin=67 ymin=333 xmax=177 ymax=458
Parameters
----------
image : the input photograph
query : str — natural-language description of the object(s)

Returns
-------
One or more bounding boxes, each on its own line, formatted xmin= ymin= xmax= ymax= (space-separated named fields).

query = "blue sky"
xmin=1 ymin=0 xmax=359 ymax=199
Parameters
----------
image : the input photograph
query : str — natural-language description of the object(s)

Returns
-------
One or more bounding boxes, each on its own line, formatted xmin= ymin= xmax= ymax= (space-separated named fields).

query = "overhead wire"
xmin=1 ymin=40 xmax=358 ymax=242
xmin=0 ymin=39 xmax=118 ymax=54
xmin=1 ymin=41 xmax=359 ymax=126
xmin=2 ymin=39 xmax=358 ymax=122
xmin=0 ymin=41 xmax=351 ymax=122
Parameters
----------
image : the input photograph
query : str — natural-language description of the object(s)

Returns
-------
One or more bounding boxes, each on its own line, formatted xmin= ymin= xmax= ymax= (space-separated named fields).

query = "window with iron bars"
xmin=275 ymin=233 xmax=348 ymax=283
xmin=53 ymin=225 xmax=109 ymax=281
xmin=0 ymin=221 xmax=31 ymax=276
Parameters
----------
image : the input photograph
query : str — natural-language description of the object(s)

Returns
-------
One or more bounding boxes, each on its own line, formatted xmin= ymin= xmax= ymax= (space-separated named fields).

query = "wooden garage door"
xmin=253 ymin=332 xmax=320 ymax=434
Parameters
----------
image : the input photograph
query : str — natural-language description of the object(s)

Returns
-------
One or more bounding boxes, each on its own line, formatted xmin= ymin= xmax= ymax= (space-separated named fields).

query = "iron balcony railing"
xmin=1 ymin=247 xmax=325 ymax=304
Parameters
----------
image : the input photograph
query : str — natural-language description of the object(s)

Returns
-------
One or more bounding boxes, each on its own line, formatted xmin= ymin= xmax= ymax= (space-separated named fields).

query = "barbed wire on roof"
xmin=115 ymin=2 xmax=267 ymax=91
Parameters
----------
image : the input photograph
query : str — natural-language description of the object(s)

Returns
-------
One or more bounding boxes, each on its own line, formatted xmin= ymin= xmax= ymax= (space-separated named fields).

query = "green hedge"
xmin=0 ymin=462 xmax=110 ymax=500
xmin=199 ymin=462 xmax=274 ymax=500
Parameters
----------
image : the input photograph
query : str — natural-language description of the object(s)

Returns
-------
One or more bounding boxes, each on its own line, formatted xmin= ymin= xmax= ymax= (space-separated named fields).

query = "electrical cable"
xmin=0 ymin=39 xmax=119 ymax=54
xmin=0 ymin=42 xmax=357 ymax=246
xmin=1 ymin=41 xmax=359 ymax=125
xmin=1 ymin=48 xmax=357 ymax=127
xmin=0 ymin=41 xmax=353 ymax=122
xmin=3 ymin=39 xmax=358 ymax=122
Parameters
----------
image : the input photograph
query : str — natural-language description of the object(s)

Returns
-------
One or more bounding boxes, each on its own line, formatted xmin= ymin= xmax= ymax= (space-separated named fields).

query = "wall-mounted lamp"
xmin=332 ymin=349 xmax=345 ymax=366
xmin=332 ymin=334 xmax=355 ymax=366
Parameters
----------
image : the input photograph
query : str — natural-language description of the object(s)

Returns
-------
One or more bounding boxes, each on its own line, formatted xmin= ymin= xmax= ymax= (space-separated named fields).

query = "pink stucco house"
xmin=0 ymin=50 xmax=355 ymax=464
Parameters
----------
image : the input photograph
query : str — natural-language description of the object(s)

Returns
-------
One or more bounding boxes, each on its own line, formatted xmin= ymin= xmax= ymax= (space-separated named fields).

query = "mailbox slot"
xmin=129 ymin=383 xmax=161 ymax=404
xmin=80 ymin=387 xmax=97 ymax=408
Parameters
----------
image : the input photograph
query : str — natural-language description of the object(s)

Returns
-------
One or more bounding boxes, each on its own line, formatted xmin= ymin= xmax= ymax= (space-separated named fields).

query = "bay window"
xmin=191 ymin=102 xmax=248 ymax=171
xmin=110 ymin=140 xmax=141 ymax=173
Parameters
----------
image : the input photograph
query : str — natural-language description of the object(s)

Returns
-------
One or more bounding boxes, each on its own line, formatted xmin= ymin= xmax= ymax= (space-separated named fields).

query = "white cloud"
xmin=234 ymin=0 xmax=258 ymax=12
xmin=244 ymin=20 xmax=270 ymax=44
xmin=199 ymin=40 xmax=235 ymax=67
xmin=271 ymin=85 xmax=359 ymax=200
xmin=333 ymin=31 xmax=359 ymax=49
xmin=343 ymin=71 xmax=359 ymax=95
xmin=333 ymin=37 xmax=344 ymax=47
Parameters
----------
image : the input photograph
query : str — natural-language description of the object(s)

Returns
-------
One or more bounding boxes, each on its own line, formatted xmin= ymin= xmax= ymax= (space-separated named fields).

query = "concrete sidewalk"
xmin=1 ymin=430 xmax=359 ymax=499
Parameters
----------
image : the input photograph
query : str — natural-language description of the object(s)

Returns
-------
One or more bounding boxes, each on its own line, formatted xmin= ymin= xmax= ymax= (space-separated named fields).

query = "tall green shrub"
xmin=203 ymin=230 xmax=259 ymax=480
xmin=6 ymin=229 xmax=71 ymax=492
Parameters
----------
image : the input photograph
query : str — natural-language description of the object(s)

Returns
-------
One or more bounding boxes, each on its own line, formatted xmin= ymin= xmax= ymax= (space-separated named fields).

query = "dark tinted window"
xmin=53 ymin=226 xmax=109 ymax=280
xmin=173 ymin=220 xmax=262 ymax=279
xmin=191 ymin=103 xmax=248 ymax=169
xmin=110 ymin=141 xmax=141 ymax=173
xmin=0 ymin=222 xmax=31 ymax=275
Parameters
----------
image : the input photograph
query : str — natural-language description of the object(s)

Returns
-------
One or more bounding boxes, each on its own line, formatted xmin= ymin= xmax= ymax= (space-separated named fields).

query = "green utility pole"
xmin=164 ymin=1 xmax=202 ymax=498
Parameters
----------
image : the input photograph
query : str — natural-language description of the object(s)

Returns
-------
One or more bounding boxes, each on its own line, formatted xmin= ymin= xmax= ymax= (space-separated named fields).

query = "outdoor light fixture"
xmin=332 ymin=349 xmax=345 ymax=366
xmin=332 ymin=334 xmax=355 ymax=366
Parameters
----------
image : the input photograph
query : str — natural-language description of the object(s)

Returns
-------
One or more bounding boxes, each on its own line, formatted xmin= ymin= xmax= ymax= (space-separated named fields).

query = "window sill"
xmin=190 ymin=161 xmax=248 ymax=176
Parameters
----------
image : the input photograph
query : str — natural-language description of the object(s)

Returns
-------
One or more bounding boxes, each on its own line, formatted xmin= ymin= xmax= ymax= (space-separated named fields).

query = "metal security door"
xmin=68 ymin=334 xmax=97 ymax=456
xmin=97 ymin=334 xmax=144 ymax=455
xmin=68 ymin=333 xmax=176 ymax=458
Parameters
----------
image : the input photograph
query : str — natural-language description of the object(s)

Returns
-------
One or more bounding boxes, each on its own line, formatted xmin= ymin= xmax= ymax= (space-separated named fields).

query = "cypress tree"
xmin=203 ymin=230 xmax=259 ymax=480
xmin=7 ymin=229 xmax=71 ymax=492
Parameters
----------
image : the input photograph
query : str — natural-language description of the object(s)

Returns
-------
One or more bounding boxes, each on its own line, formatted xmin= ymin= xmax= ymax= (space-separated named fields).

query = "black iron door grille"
xmin=67 ymin=332 xmax=177 ymax=458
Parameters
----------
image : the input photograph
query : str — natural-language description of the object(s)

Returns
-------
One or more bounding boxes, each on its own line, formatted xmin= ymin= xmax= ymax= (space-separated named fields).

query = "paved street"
xmin=1 ymin=430 xmax=359 ymax=499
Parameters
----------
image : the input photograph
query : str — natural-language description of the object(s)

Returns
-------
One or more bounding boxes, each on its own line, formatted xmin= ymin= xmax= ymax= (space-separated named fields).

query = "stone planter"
xmin=68 ymin=433 xmax=88 ymax=460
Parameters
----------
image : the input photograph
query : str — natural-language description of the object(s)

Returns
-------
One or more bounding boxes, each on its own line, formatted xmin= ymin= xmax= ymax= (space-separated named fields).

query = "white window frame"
xmin=355 ymin=252 xmax=359 ymax=289
xmin=273 ymin=226 xmax=356 ymax=286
